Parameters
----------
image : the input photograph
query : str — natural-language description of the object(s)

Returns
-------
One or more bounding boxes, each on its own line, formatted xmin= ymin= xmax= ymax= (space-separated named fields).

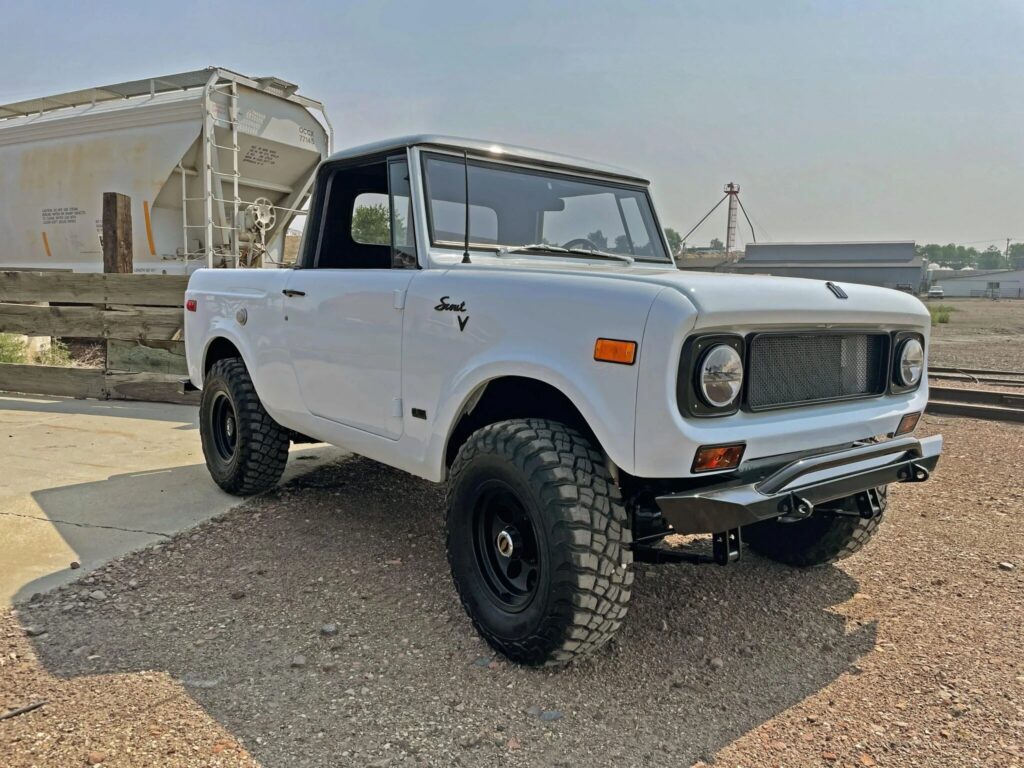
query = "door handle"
xmin=282 ymin=289 xmax=306 ymax=297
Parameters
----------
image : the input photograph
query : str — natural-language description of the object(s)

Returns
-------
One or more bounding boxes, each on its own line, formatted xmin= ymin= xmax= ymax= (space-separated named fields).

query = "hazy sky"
xmin=1 ymin=1 xmax=1020 ymax=249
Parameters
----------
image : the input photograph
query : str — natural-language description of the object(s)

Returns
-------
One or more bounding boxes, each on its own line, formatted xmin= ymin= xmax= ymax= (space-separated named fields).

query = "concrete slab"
xmin=0 ymin=394 xmax=343 ymax=605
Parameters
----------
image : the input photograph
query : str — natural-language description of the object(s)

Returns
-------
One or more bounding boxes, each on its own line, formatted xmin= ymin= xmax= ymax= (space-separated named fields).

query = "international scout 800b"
xmin=184 ymin=136 xmax=942 ymax=665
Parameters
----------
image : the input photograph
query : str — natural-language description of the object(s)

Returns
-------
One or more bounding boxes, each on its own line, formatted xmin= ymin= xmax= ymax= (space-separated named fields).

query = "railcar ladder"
xmin=180 ymin=76 xmax=241 ymax=268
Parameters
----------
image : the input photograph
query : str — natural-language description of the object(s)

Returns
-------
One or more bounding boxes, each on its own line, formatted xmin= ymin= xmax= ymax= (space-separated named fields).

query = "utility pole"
xmin=1007 ymin=238 xmax=1012 ymax=265
xmin=724 ymin=183 xmax=740 ymax=259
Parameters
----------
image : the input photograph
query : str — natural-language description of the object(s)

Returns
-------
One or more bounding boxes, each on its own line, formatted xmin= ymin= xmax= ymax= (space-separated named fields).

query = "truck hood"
xmin=461 ymin=259 xmax=931 ymax=331
xmin=617 ymin=267 xmax=930 ymax=330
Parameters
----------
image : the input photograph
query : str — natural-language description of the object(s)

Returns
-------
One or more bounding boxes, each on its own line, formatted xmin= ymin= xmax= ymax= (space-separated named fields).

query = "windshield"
xmin=422 ymin=153 xmax=670 ymax=262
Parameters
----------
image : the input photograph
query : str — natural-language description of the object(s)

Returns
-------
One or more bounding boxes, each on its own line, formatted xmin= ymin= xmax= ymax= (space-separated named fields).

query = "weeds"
xmin=0 ymin=334 xmax=74 ymax=365
xmin=929 ymin=304 xmax=956 ymax=325
xmin=36 ymin=338 xmax=72 ymax=366
xmin=0 ymin=333 xmax=28 ymax=363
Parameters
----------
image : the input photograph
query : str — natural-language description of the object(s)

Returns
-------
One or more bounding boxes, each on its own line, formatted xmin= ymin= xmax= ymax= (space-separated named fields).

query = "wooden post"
xmin=102 ymin=192 xmax=133 ymax=274
xmin=102 ymin=192 xmax=132 ymax=394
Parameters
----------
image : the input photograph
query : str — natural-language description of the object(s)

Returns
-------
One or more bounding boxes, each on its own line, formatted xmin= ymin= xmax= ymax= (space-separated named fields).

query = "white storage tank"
xmin=0 ymin=67 xmax=331 ymax=273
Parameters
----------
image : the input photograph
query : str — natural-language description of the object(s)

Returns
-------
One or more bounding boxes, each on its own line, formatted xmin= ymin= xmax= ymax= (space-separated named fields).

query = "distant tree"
xmin=709 ymin=237 xmax=724 ymax=250
xmin=614 ymin=234 xmax=631 ymax=253
xmin=918 ymin=243 xmax=979 ymax=269
xmin=586 ymin=230 xmax=609 ymax=250
xmin=1008 ymin=243 xmax=1024 ymax=270
xmin=977 ymin=245 xmax=1006 ymax=270
xmin=664 ymin=227 xmax=683 ymax=257
xmin=351 ymin=203 xmax=404 ymax=246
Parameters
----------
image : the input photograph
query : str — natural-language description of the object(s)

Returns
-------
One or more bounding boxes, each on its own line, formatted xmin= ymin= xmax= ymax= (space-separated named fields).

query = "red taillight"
xmin=185 ymin=298 xmax=197 ymax=312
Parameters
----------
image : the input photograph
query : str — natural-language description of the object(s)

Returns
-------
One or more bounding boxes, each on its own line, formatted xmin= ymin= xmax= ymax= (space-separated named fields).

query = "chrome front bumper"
xmin=656 ymin=435 xmax=943 ymax=534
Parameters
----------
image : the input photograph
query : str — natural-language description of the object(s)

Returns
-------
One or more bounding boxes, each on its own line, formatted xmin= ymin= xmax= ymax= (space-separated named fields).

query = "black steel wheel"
xmin=446 ymin=419 xmax=633 ymax=666
xmin=208 ymin=391 xmax=238 ymax=463
xmin=199 ymin=357 xmax=289 ymax=496
xmin=472 ymin=482 xmax=541 ymax=612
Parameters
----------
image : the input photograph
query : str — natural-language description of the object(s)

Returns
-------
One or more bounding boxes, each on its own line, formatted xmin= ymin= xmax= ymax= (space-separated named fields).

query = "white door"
xmin=283 ymin=269 xmax=413 ymax=439
xmin=283 ymin=153 xmax=418 ymax=440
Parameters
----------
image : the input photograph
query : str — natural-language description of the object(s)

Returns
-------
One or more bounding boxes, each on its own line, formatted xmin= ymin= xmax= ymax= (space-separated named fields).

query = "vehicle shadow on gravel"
xmin=22 ymin=455 xmax=876 ymax=767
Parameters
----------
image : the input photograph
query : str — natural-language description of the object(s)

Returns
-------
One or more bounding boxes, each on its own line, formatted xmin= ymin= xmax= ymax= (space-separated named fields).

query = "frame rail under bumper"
xmin=656 ymin=435 xmax=943 ymax=535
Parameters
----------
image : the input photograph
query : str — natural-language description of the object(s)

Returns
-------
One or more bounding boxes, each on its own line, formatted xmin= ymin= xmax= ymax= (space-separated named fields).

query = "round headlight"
xmin=697 ymin=344 xmax=744 ymax=407
xmin=897 ymin=338 xmax=924 ymax=386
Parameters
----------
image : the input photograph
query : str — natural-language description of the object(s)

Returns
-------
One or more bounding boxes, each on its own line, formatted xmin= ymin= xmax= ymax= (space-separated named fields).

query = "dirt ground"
xmin=927 ymin=298 xmax=1024 ymax=371
xmin=2 ymin=414 xmax=1022 ymax=768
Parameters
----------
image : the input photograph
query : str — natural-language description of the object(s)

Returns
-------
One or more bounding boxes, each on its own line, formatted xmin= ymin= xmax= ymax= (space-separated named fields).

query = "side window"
xmin=310 ymin=153 xmax=418 ymax=269
xmin=351 ymin=193 xmax=391 ymax=245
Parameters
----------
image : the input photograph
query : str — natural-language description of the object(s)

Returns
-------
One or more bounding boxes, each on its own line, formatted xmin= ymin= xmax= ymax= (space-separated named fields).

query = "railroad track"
xmin=927 ymin=366 xmax=1024 ymax=423
xmin=929 ymin=366 xmax=1024 ymax=388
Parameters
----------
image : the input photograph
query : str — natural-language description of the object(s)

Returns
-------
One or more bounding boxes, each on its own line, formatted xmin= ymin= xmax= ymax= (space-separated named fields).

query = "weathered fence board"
xmin=104 ymin=371 xmax=198 ymax=405
xmin=106 ymin=339 xmax=188 ymax=375
xmin=0 ymin=303 xmax=183 ymax=340
xmin=0 ymin=363 xmax=196 ymax=405
xmin=0 ymin=363 xmax=105 ymax=399
xmin=0 ymin=271 xmax=188 ymax=306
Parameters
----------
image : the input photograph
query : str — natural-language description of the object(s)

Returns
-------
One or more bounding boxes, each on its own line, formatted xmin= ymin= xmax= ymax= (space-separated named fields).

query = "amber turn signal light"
xmin=594 ymin=338 xmax=637 ymax=365
xmin=895 ymin=411 xmax=921 ymax=436
xmin=692 ymin=443 xmax=745 ymax=473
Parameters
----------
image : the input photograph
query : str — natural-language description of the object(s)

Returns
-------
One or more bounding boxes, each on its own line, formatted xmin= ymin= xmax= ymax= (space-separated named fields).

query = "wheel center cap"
xmin=495 ymin=529 xmax=515 ymax=558
xmin=225 ymin=416 xmax=235 ymax=438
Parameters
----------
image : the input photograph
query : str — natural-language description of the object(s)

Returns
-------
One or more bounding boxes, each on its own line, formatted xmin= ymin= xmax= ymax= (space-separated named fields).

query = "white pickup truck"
xmin=184 ymin=135 xmax=942 ymax=666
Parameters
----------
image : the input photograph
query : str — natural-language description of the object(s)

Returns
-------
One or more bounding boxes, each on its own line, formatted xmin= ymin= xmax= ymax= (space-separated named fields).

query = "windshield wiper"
xmin=496 ymin=243 xmax=569 ymax=256
xmin=496 ymin=243 xmax=634 ymax=264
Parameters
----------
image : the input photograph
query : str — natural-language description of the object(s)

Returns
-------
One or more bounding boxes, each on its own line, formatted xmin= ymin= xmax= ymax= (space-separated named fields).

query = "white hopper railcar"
xmin=0 ymin=67 xmax=331 ymax=273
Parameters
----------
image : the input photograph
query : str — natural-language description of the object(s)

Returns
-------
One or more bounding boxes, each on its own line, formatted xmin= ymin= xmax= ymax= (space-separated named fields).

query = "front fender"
xmin=427 ymin=354 xmax=640 ymax=481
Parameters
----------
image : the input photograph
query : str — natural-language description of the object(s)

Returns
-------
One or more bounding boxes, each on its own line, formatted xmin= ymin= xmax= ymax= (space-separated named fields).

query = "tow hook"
xmin=778 ymin=495 xmax=814 ymax=524
xmin=898 ymin=462 xmax=930 ymax=483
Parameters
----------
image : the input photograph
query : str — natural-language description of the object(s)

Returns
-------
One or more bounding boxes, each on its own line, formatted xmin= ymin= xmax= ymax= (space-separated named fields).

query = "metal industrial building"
xmin=934 ymin=269 xmax=1024 ymax=299
xmin=726 ymin=241 xmax=925 ymax=291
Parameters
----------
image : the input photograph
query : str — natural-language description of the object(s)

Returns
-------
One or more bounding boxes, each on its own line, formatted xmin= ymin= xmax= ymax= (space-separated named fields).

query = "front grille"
xmin=747 ymin=333 xmax=889 ymax=410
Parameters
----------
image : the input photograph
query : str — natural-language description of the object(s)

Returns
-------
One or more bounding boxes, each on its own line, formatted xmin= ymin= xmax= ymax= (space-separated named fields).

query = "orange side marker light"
xmin=594 ymin=338 xmax=637 ymax=366
xmin=692 ymin=443 xmax=745 ymax=473
xmin=895 ymin=411 xmax=921 ymax=436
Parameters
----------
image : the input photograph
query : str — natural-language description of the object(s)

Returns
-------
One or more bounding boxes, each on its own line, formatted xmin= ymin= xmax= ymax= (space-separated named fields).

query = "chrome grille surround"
xmin=746 ymin=332 xmax=889 ymax=411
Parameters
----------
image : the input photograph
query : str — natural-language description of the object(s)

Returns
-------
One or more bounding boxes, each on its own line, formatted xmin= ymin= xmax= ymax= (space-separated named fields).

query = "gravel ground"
xmin=928 ymin=299 xmax=1024 ymax=371
xmin=2 ymin=415 xmax=1022 ymax=767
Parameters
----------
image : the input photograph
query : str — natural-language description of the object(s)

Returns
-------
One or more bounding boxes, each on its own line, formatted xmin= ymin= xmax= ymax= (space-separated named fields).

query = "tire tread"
xmin=200 ymin=358 xmax=289 ymax=496
xmin=446 ymin=418 xmax=633 ymax=666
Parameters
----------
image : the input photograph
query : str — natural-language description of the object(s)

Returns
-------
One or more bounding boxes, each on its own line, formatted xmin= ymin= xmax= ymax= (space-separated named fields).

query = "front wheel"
xmin=199 ymin=357 xmax=289 ymax=496
xmin=446 ymin=419 xmax=633 ymax=666
xmin=744 ymin=486 xmax=888 ymax=567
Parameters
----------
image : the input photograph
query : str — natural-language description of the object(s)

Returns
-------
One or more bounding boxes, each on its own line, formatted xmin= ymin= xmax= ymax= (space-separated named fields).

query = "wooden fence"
xmin=0 ymin=271 xmax=197 ymax=405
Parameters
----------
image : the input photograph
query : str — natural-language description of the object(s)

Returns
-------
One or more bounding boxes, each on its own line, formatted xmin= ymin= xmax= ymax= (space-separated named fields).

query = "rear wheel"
xmin=744 ymin=486 xmax=887 ymax=567
xmin=446 ymin=419 xmax=633 ymax=666
xmin=199 ymin=357 xmax=289 ymax=496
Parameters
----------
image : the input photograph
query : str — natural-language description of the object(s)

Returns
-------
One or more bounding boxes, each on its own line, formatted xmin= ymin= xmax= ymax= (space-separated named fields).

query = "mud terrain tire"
xmin=199 ymin=357 xmax=289 ymax=496
xmin=446 ymin=419 xmax=633 ymax=666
